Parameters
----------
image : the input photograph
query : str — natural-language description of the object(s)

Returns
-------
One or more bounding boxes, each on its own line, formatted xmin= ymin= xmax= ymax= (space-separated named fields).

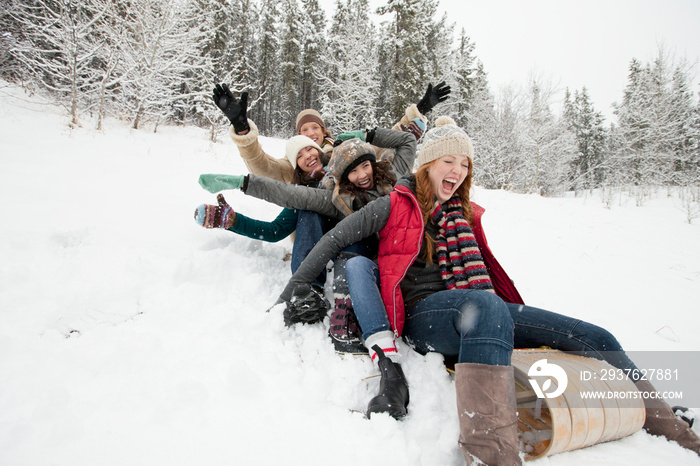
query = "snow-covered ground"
xmin=1 ymin=81 xmax=699 ymax=465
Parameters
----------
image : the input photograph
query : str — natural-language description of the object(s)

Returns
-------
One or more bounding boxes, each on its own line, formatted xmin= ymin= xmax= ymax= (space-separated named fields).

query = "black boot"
xmin=366 ymin=346 xmax=409 ymax=420
xmin=283 ymin=284 xmax=329 ymax=327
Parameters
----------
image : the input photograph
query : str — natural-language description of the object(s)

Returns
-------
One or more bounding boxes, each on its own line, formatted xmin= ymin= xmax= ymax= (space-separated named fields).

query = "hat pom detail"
xmin=434 ymin=116 xmax=456 ymax=128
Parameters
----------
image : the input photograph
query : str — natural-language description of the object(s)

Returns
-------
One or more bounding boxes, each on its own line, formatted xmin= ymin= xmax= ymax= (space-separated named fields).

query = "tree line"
xmin=1 ymin=0 xmax=698 ymax=204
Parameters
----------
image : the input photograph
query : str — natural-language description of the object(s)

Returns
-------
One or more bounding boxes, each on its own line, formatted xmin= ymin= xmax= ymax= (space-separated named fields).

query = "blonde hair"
xmin=415 ymin=159 xmax=473 ymax=263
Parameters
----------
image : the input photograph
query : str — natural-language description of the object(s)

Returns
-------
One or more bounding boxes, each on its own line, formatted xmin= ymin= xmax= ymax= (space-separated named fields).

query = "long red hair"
xmin=415 ymin=159 xmax=474 ymax=263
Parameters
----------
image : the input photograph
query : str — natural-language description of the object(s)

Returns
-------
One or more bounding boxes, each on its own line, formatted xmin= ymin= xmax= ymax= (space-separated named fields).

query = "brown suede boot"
xmin=635 ymin=379 xmax=700 ymax=455
xmin=455 ymin=363 xmax=522 ymax=465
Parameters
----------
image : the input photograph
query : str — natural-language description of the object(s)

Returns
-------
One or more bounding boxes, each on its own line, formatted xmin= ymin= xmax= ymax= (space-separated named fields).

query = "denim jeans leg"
xmin=507 ymin=302 xmax=641 ymax=379
xmin=292 ymin=210 xmax=325 ymax=287
xmin=345 ymin=256 xmax=390 ymax=339
xmin=404 ymin=290 xmax=514 ymax=366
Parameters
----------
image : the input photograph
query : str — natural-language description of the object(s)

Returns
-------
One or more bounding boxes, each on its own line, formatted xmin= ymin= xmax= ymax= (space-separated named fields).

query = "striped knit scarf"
xmin=431 ymin=196 xmax=494 ymax=292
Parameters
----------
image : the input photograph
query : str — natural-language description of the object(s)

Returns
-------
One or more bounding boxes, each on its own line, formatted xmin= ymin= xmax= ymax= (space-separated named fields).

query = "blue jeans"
xmin=345 ymin=256 xmax=640 ymax=374
xmin=345 ymin=256 xmax=514 ymax=366
xmin=292 ymin=210 xmax=333 ymax=288
xmin=508 ymin=303 xmax=641 ymax=379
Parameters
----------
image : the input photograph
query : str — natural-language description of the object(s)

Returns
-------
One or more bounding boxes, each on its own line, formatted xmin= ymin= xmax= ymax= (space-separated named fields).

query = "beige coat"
xmin=228 ymin=104 xmax=426 ymax=183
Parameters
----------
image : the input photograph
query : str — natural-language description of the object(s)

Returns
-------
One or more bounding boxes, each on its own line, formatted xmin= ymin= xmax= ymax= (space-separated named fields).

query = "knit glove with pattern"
xmin=194 ymin=194 xmax=236 ymax=229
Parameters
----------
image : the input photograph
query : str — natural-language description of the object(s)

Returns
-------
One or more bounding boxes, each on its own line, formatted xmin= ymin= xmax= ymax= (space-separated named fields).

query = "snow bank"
xmin=1 ymin=81 xmax=698 ymax=465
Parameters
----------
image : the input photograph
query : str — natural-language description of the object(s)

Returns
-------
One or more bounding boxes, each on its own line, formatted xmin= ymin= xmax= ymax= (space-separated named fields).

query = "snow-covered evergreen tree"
xmin=563 ymin=86 xmax=607 ymax=192
xmin=319 ymin=0 xmax=378 ymax=134
xmin=482 ymin=85 xmax=526 ymax=190
xmin=612 ymin=48 xmax=699 ymax=195
xmin=520 ymin=79 xmax=575 ymax=195
xmin=278 ymin=0 xmax=304 ymax=133
xmin=299 ymin=0 xmax=327 ymax=113
xmin=376 ymin=0 xmax=438 ymax=123
xmin=422 ymin=11 xmax=455 ymax=121
xmin=223 ymin=0 xmax=258 ymax=93
xmin=465 ymin=64 xmax=502 ymax=189
xmin=448 ymin=29 xmax=479 ymax=130
xmin=172 ymin=0 xmax=225 ymax=129
xmin=667 ymin=63 xmax=699 ymax=187
xmin=251 ymin=0 xmax=281 ymax=134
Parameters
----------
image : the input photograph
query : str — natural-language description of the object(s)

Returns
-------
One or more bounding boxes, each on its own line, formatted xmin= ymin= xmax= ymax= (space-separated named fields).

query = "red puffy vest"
xmin=378 ymin=184 xmax=525 ymax=336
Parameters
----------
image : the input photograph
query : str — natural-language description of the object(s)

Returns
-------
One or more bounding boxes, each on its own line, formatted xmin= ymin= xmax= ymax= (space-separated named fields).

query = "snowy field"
xmin=1 ymin=81 xmax=699 ymax=465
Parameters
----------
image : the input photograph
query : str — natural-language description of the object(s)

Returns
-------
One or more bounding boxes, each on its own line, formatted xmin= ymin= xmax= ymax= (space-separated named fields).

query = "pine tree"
xmin=173 ymin=0 xmax=225 ymax=129
xmin=224 ymin=0 xmax=258 ymax=92
xmin=466 ymin=63 xmax=501 ymax=189
xmin=377 ymin=0 xmax=438 ymax=123
xmin=299 ymin=0 xmax=327 ymax=112
xmin=612 ymin=48 xmax=697 ymax=193
xmin=319 ymin=0 xmax=378 ymax=133
xmin=521 ymin=79 xmax=575 ymax=195
xmin=668 ymin=63 xmax=699 ymax=186
xmin=251 ymin=0 xmax=281 ymax=134
xmin=563 ymin=86 xmax=607 ymax=192
xmin=449 ymin=29 xmax=478 ymax=130
xmin=487 ymin=85 xmax=526 ymax=191
xmin=423 ymin=10 xmax=455 ymax=117
xmin=278 ymin=0 xmax=303 ymax=133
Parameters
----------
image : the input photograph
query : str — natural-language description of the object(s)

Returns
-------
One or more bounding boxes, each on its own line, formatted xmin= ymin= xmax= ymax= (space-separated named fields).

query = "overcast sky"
xmin=338 ymin=0 xmax=700 ymax=122
xmin=434 ymin=0 xmax=700 ymax=121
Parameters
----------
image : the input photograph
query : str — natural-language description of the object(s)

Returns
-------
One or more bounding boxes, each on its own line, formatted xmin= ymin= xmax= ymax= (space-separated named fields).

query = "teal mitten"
xmin=335 ymin=130 xmax=365 ymax=143
xmin=199 ymin=174 xmax=245 ymax=193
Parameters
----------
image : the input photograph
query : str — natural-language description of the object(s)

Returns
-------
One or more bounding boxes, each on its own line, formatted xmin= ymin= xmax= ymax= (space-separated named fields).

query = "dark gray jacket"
xmin=242 ymin=128 xmax=416 ymax=219
xmin=278 ymin=175 xmax=444 ymax=306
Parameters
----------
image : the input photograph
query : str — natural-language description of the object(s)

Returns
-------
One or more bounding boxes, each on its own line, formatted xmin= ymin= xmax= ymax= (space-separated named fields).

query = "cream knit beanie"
xmin=285 ymin=135 xmax=323 ymax=169
xmin=417 ymin=116 xmax=473 ymax=167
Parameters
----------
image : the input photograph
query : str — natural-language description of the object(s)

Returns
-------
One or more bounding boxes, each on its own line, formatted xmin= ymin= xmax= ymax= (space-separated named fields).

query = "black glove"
xmin=212 ymin=83 xmax=250 ymax=133
xmin=416 ymin=81 xmax=451 ymax=115
xmin=365 ymin=127 xmax=376 ymax=145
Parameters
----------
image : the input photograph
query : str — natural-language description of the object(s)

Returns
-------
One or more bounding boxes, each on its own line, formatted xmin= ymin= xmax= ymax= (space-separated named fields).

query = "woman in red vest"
xmin=278 ymin=117 xmax=699 ymax=464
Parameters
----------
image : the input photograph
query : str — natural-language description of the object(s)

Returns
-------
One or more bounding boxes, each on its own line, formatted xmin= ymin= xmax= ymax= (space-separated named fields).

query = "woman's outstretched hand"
xmin=416 ymin=81 xmax=451 ymax=115
xmin=194 ymin=194 xmax=236 ymax=229
xmin=212 ymin=83 xmax=250 ymax=134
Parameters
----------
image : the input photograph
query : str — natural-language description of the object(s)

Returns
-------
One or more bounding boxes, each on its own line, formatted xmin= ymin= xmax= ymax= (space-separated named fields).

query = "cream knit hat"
xmin=417 ymin=116 xmax=473 ymax=167
xmin=285 ymin=135 xmax=323 ymax=169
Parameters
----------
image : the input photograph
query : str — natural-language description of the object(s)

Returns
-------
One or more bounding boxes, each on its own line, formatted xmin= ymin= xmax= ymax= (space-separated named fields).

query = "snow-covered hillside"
xmin=1 ymin=81 xmax=699 ymax=465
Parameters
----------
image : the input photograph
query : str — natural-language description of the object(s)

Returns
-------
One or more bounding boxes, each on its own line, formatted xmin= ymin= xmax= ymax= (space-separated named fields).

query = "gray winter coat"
xmin=278 ymin=175 xmax=445 ymax=305
xmin=242 ymin=128 xmax=416 ymax=219
xmin=279 ymin=184 xmax=393 ymax=302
